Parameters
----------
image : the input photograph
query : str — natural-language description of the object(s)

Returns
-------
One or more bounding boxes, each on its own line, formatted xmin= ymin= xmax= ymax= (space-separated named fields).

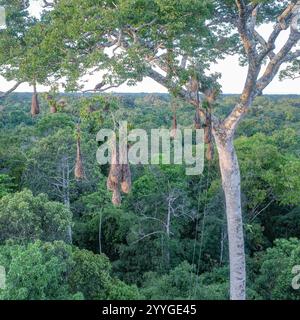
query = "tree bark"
xmin=214 ymin=131 xmax=246 ymax=300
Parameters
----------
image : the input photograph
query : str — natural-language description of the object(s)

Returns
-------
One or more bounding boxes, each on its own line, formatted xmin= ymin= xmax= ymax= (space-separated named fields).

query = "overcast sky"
xmin=1 ymin=0 xmax=299 ymax=94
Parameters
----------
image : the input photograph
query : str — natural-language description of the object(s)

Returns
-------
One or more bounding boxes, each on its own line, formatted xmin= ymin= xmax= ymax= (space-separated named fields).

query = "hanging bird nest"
xmin=121 ymin=163 xmax=132 ymax=194
xmin=170 ymin=113 xmax=178 ymax=139
xmin=194 ymin=108 xmax=201 ymax=129
xmin=50 ymin=103 xmax=57 ymax=113
xmin=31 ymin=94 xmax=40 ymax=116
xmin=47 ymin=94 xmax=57 ymax=113
xmin=106 ymin=140 xmax=132 ymax=205
xmin=107 ymin=144 xmax=121 ymax=187
xmin=120 ymin=143 xmax=132 ymax=194
xmin=206 ymin=142 xmax=214 ymax=162
xmin=204 ymin=126 xmax=211 ymax=144
xmin=31 ymin=86 xmax=40 ymax=116
xmin=31 ymin=82 xmax=40 ymax=116
xmin=107 ymin=141 xmax=122 ymax=205
xmin=112 ymin=187 xmax=121 ymax=206
xmin=74 ymin=126 xmax=85 ymax=180
xmin=170 ymin=99 xmax=178 ymax=139
xmin=107 ymin=163 xmax=121 ymax=191
xmin=189 ymin=76 xmax=199 ymax=93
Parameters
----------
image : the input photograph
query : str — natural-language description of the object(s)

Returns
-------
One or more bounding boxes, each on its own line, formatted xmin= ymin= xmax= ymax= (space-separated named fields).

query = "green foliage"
xmin=254 ymin=239 xmax=300 ymax=300
xmin=0 ymin=241 xmax=76 ymax=300
xmin=0 ymin=189 xmax=72 ymax=244
xmin=0 ymin=240 xmax=140 ymax=300
xmin=16 ymin=0 xmax=216 ymax=91
xmin=236 ymin=132 xmax=300 ymax=210
xmin=141 ymin=261 xmax=229 ymax=300
xmin=0 ymin=174 xmax=15 ymax=197
xmin=68 ymin=247 xmax=140 ymax=300
xmin=0 ymin=0 xmax=299 ymax=301
xmin=271 ymin=207 xmax=300 ymax=240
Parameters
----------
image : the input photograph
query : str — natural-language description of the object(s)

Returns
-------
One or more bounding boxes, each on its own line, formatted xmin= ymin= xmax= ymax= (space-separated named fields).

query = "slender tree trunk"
xmin=220 ymin=226 xmax=224 ymax=266
xmin=165 ymin=201 xmax=171 ymax=267
xmin=214 ymin=131 xmax=246 ymax=300
xmin=99 ymin=210 xmax=103 ymax=254
xmin=62 ymin=156 xmax=72 ymax=244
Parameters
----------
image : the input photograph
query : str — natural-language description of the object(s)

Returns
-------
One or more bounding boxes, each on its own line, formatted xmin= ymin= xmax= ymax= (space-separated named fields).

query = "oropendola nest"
xmin=194 ymin=107 xmax=215 ymax=162
xmin=74 ymin=131 xmax=85 ymax=180
xmin=170 ymin=113 xmax=178 ymax=139
xmin=194 ymin=108 xmax=201 ymax=130
xmin=107 ymin=143 xmax=132 ymax=206
xmin=121 ymin=164 xmax=132 ymax=194
xmin=206 ymin=142 xmax=214 ymax=162
xmin=50 ymin=104 xmax=57 ymax=114
xmin=31 ymin=93 xmax=40 ymax=116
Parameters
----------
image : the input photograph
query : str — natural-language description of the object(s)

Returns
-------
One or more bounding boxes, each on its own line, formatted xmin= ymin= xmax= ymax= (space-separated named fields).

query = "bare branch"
xmin=131 ymin=231 xmax=165 ymax=244
xmin=285 ymin=50 xmax=300 ymax=62
xmin=257 ymin=31 xmax=300 ymax=93
xmin=0 ymin=81 xmax=23 ymax=100
xmin=223 ymin=1 xmax=300 ymax=135
xmin=250 ymin=199 xmax=275 ymax=223
xmin=42 ymin=0 xmax=57 ymax=8
xmin=82 ymin=81 xmax=126 ymax=93
xmin=235 ymin=0 xmax=258 ymax=64
xmin=254 ymin=30 xmax=276 ymax=60
xmin=258 ymin=2 xmax=298 ymax=62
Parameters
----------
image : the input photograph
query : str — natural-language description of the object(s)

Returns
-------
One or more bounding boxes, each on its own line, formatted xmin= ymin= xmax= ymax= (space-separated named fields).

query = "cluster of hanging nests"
xmin=31 ymin=85 xmax=66 ymax=116
xmin=31 ymin=82 xmax=213 ymax=206
xmin=31 ymin=85 xmax=85 ymax=183
xmin=107 ymin=143 xmax=132 ymax=206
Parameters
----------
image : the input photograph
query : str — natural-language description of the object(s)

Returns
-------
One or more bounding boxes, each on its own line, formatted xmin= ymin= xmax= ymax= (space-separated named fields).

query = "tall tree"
xmin=17 ymin=0 xmax=300 ymax=299
xmin=0 ymin=0 xmax=64 ymax=99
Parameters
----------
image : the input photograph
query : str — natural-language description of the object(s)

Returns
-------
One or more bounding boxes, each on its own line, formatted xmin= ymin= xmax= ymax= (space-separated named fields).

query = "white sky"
xmin=0 ymin=0 xmax=299 ymax=94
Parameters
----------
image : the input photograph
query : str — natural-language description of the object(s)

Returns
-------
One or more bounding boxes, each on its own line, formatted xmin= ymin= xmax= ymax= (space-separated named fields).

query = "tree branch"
xmin=223 ymin=1 xmax=300 ymax=136
xmin=0 ymin=81 xmax=23 ymax=100
xmin=82 ymin=81 xmax=126 ymax=93
xmin=258 ymin=2 xmax=297 ymax=62
xmin=256 ymin=30 xmax=300 ymax=93
xmin=235 ymin=0 xmax=258 ymax=64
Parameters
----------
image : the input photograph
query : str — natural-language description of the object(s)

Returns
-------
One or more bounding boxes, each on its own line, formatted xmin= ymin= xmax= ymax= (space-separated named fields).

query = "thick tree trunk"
xmin=214 ymin=132 xmax=246 ymax=300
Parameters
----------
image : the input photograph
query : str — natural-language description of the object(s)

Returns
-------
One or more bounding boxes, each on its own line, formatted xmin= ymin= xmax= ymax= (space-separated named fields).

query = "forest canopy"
xmin=0 ymin=0 xmax=300 ymax=301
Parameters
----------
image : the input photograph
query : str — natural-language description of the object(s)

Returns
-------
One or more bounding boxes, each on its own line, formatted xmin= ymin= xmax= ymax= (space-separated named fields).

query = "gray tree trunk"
xmin=214 ymin=132 xmax=246 ymax=300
